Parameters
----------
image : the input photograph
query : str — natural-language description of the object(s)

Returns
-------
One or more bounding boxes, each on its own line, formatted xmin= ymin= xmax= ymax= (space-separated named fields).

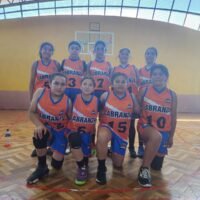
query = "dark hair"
xmin=119 ymin=48 xmax=131 ymax=54
xmin=145 ymin=47 xmax=158 ymax=56
xmin=49 ymin=72 xmax=66 ymax=83
xmin=150 ymin=64 xmax=169 ymax=78
xmin=39 ymin=42 xmax=54 ymax=58
xmin=94 ymin=40 xmax=106 ymax=49
xmin=81 ymin=76 xmax=96 ymax=87
xmin=111 ymin=72 xmax=128 ymax=84
xmin=68 ymin=40 xmax=81 ymax=49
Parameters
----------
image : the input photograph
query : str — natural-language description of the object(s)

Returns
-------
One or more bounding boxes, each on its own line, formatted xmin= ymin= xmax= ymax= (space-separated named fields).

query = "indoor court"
xmin=0 ymin=0 xmax=200 ymax=200
xmin=0 ymin=111 xmax=200 ymax=199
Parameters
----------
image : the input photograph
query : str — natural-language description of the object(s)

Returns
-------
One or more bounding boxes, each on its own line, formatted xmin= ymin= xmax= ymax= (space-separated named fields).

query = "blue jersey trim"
xmin=153 ymin=86 xmax=167 ymax=94
xmin=113 ymin=90 xmax=126 ymax=100
xmin=81 ymin=93 xmax=93 ymax=105
xmin=41 ymin=59 xmax=51 ymax=66
xmin=49 ymin=91 xmax=64 ymax=104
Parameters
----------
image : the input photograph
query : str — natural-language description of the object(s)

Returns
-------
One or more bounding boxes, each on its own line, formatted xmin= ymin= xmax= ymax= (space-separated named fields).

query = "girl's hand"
xmin=34 ymin=125 xmax=47 ymax=139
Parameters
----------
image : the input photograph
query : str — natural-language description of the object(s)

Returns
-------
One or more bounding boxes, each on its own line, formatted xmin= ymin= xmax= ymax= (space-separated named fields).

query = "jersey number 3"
xmin=68 ymin=78 xmax=76 ymax=87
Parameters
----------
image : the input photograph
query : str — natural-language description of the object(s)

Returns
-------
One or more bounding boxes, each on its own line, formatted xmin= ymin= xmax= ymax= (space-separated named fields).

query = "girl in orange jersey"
xmin=68 ymin=76 xmax=99 ymax=186
xmin=138 ymin=47 xmax=158 ymax=89
xmin=61 ymin=41 xmax=87 ymax=102
xmin=29 ymin=42 xmax=61 ymax=101
xmin=96 ymin=72 xmax=139 ymax=185
xmin=88 ymin=40 xmax=113 ymax=155
xmin=88 ymin=40 xmax=113 ymax=98
xmin=137 ymin=47 xmax=158 ymax=158
xmin=29 ymin=42 xmax=61 ymax=157
xmin=27 ymin=73 xmax=72 ymax=185
xmin=113 ymin=48 xmax=139 ymax=158
xmin=137 ymin=64 xmax=177 ymax=187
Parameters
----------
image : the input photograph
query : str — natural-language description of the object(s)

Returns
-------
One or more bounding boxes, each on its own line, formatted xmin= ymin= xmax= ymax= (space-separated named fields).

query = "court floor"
xmin=0 ymin=110 xmax=200 ymax=200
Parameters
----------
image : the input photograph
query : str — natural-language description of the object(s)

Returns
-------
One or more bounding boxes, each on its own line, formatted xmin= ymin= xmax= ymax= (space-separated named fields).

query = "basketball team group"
xmin=27 ymin=40 xmax=177 ymax=188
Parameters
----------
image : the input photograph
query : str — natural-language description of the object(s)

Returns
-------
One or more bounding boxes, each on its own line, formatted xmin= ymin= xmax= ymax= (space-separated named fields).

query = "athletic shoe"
xmin=96 ymin=167 xmax=107 ymax=185
xmin=129 ymin=148 xmax=137 ymax=158
xmin=47 ymin=148 xmax=53 ymax=156
xmin=137 ymin=145 xmax=144 ymax=158
xmin=26 ymin=165 xmax=49 ymax=184
xmin=30 ymin=149 xmax=37 ymax=157
xmin=65 ymin=146 xmax=71 ymax=155
xmin=138 ymin=167 xmax=152 ymax=187
xmin=107 ymin=147 xmax=112 ymax=157
xmin=75 ymin=167 xmax=88 ymax=186
xmin=91 ymin=148 xmax=96 ymax=156
xmin=151 ymin=156 xmax=164 ymax=171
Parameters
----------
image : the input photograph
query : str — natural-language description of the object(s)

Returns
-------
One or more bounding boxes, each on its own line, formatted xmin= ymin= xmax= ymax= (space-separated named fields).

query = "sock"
xmin=98 ymin=159 xmax=106 ymax=171
xmin=83 ymin=157 xmax=89 ymax=167
xmin=38 ymin=155 xmax=47 ymax=167
xmin=76 ymin=158 xmax=85 ymax=168
xmin=139 ymin=134 xmax=144 ymax=147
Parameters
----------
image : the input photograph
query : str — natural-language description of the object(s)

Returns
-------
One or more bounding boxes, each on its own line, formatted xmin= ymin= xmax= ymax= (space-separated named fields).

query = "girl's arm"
xmin=29 ymin=88 xmax=47 ymax=139
xmin=29 ymin=61 xmax=38 ymax=101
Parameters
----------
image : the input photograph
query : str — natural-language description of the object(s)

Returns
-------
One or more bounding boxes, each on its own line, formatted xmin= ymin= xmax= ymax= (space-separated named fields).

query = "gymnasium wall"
xmin=0 ymin=16 xmax=200 ymax=112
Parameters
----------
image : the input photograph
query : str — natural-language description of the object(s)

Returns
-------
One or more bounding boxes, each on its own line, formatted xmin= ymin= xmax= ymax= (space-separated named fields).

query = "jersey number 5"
xmin=108 ymin=121 xmax=127 ymax=133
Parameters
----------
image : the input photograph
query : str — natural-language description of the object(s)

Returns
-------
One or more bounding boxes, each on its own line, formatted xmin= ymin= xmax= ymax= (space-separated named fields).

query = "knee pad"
xmin=151 ymin=156 xmax=164 ymax=171
xmin=33 ymin=131 xmax=50 ymax=149
xmin=51 ymin=158 xmax=64 ymax=170
xmin=68 ymin=131 xmax=82 ymax=149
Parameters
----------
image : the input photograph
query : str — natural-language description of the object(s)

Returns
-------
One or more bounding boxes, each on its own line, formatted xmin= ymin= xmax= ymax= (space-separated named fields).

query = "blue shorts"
xmin=81 ymin=132 xmax=93 ymax=157
xmin=48 ymin=127 xmax=69 ymax=155
xmin=101 ymin=125 xmax=128 ymax=156
xmin=138 ymin=124 xmax=169 ymax=155
xmin=65 ymin=88 xmax=81 ymax=103
xmin=158 ymin=132 xmax=170 ymax=155
xmin=93 ymin=90 xmax=106 ymax=99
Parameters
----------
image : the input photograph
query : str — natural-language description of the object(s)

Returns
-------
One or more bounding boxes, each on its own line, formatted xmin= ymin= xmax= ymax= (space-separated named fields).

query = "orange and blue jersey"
xmin=69 ymin=94 xmax=98 ymax=134
xmin=62 ymin=58 xmax=86 ymax=89
xmin=100 ymin=90 xmax=134 ymax=141
xmin=113 ymin=64 xmax=138 ymax=95
xmin=34 ymin=59 xmax=58 ymax=92
xmin=140 ymin=85 xmax=173 ymax=132
xmin=36 ymin=88 xmax=70 ymax=131
xmin=138 ymin=66 xmax=152 ymax=89
xmin=89 ymin=60 xmax=112 ymax=93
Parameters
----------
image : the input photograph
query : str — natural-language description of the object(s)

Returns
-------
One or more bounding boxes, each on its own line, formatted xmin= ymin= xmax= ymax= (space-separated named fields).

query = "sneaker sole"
xmin=75 ymin=179 xmax=87 ymax=186
xmin=138 ymin=180 xmax=152 ymax=188
xmin=96 ymin=178 xmax=106 ymax=185
xmin=27 ymin=178 xmax=39 ymax=185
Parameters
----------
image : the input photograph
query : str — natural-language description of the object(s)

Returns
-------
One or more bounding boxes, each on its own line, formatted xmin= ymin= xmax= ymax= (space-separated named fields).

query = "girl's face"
xmin=69 ymin=44 xmax=81 ymax=59
xmin=40 ymin=45 xmax=53 ymax=59
xmin=145 ymin=48 xmax=157 ymax=65
xmin=151 ymin=68 xmax=168 ymax=88
xmin=94 ymin=43 xmax=106 ymax=60
xmin=112 ymin=75 xmax=128 ymax=94
xmin=119 ymin=49 xmax=130 ymax=65
xmin=81 ymin=79 xmax=95 ymax=95
xmin=50 ymin=76 xmax=66 ymax=96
